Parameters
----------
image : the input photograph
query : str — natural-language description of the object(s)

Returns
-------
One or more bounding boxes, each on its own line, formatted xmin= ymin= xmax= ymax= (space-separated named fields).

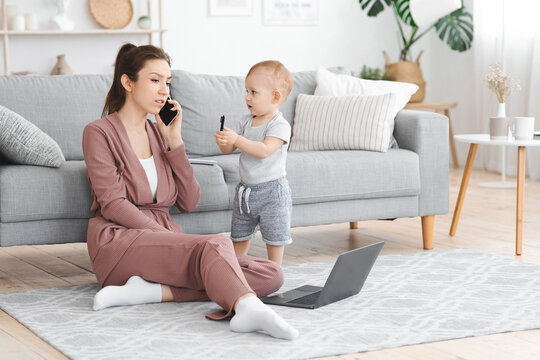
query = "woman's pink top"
xmin=82 ymin=113 xmax=200 ymax=286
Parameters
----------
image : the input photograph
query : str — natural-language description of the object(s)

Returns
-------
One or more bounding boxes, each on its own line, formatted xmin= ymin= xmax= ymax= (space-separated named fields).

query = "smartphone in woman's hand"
xmin=159 ymin=97 xmax=178 ymax=126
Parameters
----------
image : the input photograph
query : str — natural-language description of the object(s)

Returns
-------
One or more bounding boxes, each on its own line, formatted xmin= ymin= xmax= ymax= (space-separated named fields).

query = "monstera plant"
xmin=358 ymin=0 xmax=473 ymax=61
xmin=357 ymin=0 xmax=473 ymax=102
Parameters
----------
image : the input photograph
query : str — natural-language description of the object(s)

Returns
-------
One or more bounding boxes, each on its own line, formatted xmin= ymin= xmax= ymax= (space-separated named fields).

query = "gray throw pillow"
xmin=0 ymin=105 xmax=65 ymax=167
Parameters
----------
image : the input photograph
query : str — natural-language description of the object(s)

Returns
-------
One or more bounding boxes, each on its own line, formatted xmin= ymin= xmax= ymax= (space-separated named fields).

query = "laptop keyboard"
xmin=288 ymin=291 xmax=321 ymax=305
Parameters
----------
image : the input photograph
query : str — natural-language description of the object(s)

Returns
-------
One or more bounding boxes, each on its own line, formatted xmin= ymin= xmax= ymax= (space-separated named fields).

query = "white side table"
xmin=450 ymin=134 xmax=540 ymax=255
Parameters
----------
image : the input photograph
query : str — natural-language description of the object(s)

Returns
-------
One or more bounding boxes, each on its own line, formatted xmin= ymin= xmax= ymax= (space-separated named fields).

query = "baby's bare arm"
xmin=234 ymin=136 xmax=284 ymax=159
xmin=217 ymin=140 xmax=236 ymax=154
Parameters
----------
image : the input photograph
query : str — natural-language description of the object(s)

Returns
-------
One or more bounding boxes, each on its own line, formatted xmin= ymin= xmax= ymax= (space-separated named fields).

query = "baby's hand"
xmin=214 ymin=126 xmax=239 ymax=146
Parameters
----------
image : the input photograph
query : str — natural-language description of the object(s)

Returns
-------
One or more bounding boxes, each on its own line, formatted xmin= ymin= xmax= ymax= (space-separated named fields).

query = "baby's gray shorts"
xmin=230 ymin=177 xmax=292 ymax=246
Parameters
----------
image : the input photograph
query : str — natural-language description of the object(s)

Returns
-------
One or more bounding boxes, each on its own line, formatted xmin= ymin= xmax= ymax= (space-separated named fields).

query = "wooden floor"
xmin=1 ymin=167 xmax=540 ymax=359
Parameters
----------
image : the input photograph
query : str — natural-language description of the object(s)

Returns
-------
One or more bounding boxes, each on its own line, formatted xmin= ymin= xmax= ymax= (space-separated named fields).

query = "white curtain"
xmin=473 ymin=0 xmax=540 ymax=179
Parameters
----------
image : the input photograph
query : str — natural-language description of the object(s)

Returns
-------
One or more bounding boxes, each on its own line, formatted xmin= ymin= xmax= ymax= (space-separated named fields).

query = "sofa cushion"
xmin=314 ymin=68 xmax=418 ymax=113
xmin=170 ymin=67 xmax=350 ymax=158
xmin=211 ymin=149 xmax=420 ymax=206
xmin=0 ymin=161 xmax=231 ymax=223
xmin=0 ymin=105 xmax=65 ymax=167
xmin=207 ymin=154 xmax=241 ymax=208
xmin=0 ymin=75 xmax=112 ymax=161
xmin=280 ymin=67 xmax=349 ymax=124
xmin=170 ymin=70 xmax=249 ymax=158
xmin=171 ymin=162 xmax=230 ymax=214
xmin=290 ymin=93 xmax=397 ymax=153
xmin=286 ymin=149 xmax=420 ymax=204
xmin=0 ymin=162 xmax=93 ymax=223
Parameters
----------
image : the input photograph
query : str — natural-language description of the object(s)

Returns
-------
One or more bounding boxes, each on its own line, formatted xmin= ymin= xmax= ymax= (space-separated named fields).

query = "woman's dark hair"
xmin=102 ymin=43 xmax=171 ymax=116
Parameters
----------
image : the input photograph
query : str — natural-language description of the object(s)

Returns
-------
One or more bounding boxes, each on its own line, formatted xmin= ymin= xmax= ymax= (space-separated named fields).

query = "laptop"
xmin=261 ymin=242 xmax=384 ymax=309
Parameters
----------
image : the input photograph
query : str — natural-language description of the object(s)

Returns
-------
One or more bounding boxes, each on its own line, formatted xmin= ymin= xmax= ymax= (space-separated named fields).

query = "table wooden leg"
xmin=450 ymin=143 xmax=478 ymax=236
xmin=444 ymin=109 xmax=460 ymax=169
xmin=516 ymin=146 xmax=526 ymax=255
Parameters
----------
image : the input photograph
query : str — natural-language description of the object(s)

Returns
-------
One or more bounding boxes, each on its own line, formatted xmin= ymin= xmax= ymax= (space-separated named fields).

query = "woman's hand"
xmin=156 ymin=99 xmax=184 ymax=150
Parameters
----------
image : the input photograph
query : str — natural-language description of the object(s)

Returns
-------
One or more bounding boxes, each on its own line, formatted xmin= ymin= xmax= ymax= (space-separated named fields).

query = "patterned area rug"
xmin=1 ymin=248 xmax=540 ymax=360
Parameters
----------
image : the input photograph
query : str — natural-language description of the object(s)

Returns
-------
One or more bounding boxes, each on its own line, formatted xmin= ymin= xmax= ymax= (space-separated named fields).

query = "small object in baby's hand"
xmin=220 ymin=115 xmax=225 ymax=131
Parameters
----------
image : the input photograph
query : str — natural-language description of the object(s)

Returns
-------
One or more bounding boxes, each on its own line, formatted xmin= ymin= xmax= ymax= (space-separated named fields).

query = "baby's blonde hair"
xmin=247 ymin=60 xmax=293 ymax=102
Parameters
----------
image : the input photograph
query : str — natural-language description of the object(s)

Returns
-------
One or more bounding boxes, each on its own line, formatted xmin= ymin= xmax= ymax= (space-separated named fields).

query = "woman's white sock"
xmin=93 ymin=275 xmax=162 ymax=311
xmin=230 ymin=296 xmax=299 ymax=340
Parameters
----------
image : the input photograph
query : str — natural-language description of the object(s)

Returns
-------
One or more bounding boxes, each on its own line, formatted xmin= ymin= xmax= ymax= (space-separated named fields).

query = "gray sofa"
xmin=0 ymin=69 xmax=449 ymax=249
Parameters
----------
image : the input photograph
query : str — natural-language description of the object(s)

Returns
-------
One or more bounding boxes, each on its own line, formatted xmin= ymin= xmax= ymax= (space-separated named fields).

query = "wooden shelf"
xmin=1 ymin=0 xmax=165 ymax=75
xmin=0 ymin=29 xmax=167 ymax=36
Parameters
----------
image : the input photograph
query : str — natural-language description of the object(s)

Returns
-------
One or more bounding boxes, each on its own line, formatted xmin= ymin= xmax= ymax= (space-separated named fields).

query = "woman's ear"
xmin=272 ymin=90 xmax=282 ymax=104
xmin=120 ymin=74 xmax=132 ymax=92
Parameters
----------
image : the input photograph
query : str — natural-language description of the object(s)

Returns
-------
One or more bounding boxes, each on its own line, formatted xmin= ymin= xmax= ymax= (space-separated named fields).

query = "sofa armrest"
xmin=394 ymin=109 xmax=449 ymax=216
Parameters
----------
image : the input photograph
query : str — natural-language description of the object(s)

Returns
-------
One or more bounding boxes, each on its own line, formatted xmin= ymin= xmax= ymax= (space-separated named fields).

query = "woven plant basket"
xmin=383 ymin=51 xmax=426 ymax=103
xmin=89 ymin=0 xmax=133 ymax=29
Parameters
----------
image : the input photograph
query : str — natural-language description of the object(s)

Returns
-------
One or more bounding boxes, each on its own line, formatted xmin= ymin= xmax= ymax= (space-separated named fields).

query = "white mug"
xmin=514 ymin=117 xmax=535 ymax=140
xmin=489 ymin=117 xmax=509 ymax=140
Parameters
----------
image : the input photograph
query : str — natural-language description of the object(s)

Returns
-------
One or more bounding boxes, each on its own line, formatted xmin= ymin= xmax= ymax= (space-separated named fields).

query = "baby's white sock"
xmin=93 ymin=275 xmax=162 ymax=311
xmin=230 ymin=296 xmax=299 ymax=340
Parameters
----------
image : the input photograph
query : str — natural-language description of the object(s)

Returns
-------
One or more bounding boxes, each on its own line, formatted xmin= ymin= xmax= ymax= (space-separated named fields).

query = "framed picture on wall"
xmin=263 ymin=0 xmax=318 ymax=25
xmin=209 ymin=0 xmax=253 ymax=16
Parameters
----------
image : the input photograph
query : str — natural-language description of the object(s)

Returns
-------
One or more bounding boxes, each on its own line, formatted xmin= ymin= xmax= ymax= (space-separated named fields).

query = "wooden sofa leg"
xmin=349 ymin=222 xmax=359 ymax=229
xmin=421 ymin=215 xmax=434 ymax=250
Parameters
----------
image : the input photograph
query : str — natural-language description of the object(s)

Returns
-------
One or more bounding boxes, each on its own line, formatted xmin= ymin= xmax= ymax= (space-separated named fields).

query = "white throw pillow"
xmin=314 ymin=68 xmax=418 ymax=113
xmin=290 ymin=93 xmax=398 ymax=153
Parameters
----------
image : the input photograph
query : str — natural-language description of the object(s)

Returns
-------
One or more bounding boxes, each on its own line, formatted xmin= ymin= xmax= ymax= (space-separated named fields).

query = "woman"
xmin=82 ymin=43 xmax=298 ymax=340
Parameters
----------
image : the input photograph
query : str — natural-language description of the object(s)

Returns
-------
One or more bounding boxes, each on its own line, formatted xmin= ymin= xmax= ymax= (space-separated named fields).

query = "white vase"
xmin=496 ymin=102 xmax=506 ymax=117
xmin=494 ymin=102 xmax=514 ymax=138
xmin=51 ymin=0 xmax=74 ymax=31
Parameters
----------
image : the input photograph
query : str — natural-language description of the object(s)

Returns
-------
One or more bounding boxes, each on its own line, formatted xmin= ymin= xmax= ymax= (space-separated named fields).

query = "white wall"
xmin=163 ymin=0 xmax=401 ymax=75
xmin=424 ymin=0 xmax=476 ymax=167
xmin=3 ymin=0 xmax=404 ymax=76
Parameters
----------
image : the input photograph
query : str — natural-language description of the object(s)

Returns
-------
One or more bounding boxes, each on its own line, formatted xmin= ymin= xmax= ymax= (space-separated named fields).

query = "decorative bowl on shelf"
xmin=88 ymin=0 xmax=133 ymax=29
xmin=137 ymin=16 xmax=152 ymax=30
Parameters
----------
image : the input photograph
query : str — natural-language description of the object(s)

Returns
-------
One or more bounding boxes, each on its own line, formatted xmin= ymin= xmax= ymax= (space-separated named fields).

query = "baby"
xmin=214 ymin=60 xmax=293 ymax=265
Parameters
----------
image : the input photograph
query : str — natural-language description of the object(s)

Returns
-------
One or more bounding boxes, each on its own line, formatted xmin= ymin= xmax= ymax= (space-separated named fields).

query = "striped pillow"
xmin=290 ymin=93 xmax=398 ymax=152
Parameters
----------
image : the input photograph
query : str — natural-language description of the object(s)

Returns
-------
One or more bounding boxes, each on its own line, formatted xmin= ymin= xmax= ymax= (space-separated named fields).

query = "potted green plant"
xmin=357 ymin=0 xmax=473 ymax=102
xmin=359 ymin=65 xmax=391 ymax=80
